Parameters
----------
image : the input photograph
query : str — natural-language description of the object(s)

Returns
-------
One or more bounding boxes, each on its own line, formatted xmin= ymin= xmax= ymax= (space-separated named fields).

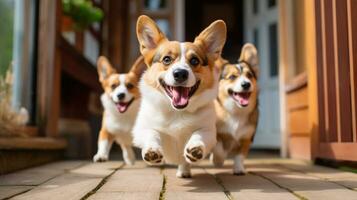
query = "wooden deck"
xmin=1 ymin=158 xmax=357 ymax=200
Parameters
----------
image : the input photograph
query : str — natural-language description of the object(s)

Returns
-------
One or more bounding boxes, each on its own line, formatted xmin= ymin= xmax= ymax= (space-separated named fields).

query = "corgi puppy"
xmin=211 ymin=44 xmax=259 ymax=175
xmin=93 ymin=56 xmax=146 ymax=164
xmin=133 ymin=15 xmax=226 ymax=178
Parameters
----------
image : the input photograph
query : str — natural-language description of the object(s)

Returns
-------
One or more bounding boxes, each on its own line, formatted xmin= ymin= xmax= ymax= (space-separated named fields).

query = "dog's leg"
xmin=93 ymin=129 xmax=114 ymax=162
xmin=233 ymin=139 xmax=251 ymax=175
xmin=210 ymin=139 xmax=226 ymax=167
xmin=184 ymin=128 xmax=216 ymax=164
xmin=141 ymin=129 xmax=164 ymax=165
xmin=121 ymin=144 xmax=136 ymax=166
xmin=176 ymin=163 xmax=191 ymax=178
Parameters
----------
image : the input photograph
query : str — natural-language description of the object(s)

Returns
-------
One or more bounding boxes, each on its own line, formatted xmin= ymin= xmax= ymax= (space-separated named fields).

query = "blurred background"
xmin=0 ymin=0 xmax=356 ymax=174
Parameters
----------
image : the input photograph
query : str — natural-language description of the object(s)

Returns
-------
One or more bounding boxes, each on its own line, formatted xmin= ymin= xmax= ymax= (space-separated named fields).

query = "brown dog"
xmin=93 ymin=56 xmax=146 ymax=164
xmin=211 ymin=44 xmax=259 ymax=175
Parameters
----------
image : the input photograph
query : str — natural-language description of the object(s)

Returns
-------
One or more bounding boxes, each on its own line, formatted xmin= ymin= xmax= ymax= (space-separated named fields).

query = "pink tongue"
xmin=172 ymin=87 xmax=190 ymax=107
xmin=234 ymin=93 xmax=249 ymax=106
xmin=116 ymin=103 xmax=128 ymax=113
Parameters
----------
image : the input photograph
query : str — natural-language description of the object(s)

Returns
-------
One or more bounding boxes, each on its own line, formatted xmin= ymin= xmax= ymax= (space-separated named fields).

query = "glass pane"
xmin=269 ymin=23 xmax=278 ymax=77
xmin=155 ymin=19 xmax=171 ymax=39
xmin=0 ymin=0 xmax=14 ymax=78
xmin=144 ymin=0 xmax=167 ymax=11
xmin=84 ymin=31 xmax=99 ymax=66
xmin=253 ymin=0 xmax=259 ymax=14
xmin=253 ymin=28 xmax=259 ymax=50
xmin=268 ymin=0 xmax=277 ymax=8
xmin=0 ymin=0 xmax=37 ymax=127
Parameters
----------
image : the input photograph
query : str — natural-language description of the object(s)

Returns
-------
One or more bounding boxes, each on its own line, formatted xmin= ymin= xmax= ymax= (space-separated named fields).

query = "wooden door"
xmin=314 ymin=0 xmax=357 ymax=161
xmin=244 ymin=0 xmax=281 ymax=148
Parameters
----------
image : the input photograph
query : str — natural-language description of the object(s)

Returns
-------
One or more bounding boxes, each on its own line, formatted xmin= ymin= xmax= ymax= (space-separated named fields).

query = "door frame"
xmin=244 ymin=0 xmax=281 ymax=149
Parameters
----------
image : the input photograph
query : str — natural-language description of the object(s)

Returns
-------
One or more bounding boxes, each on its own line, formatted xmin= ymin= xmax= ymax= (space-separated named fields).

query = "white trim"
xmin=175 ymin=0 xmax=185 ymax=41
xmin=278 ymin=0 xmax=296 ymax=157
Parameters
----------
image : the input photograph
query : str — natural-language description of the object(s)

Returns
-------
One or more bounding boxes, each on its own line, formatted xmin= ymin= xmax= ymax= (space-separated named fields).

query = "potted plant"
xmin=62 ymin=0 xmax=104 ymax=31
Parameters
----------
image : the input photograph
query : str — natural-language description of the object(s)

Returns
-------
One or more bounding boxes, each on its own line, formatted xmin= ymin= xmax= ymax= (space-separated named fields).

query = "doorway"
xmin=244 ymin=0 xmax=280 ymax=148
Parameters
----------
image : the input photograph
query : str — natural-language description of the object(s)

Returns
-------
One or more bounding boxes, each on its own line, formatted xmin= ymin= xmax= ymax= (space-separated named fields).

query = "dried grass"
xmin=0 ymin=65 xmax=29 ymax=137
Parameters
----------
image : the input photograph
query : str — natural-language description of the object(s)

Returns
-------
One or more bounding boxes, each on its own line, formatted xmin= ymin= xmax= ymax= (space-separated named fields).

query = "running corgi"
xmin=93 ymin=56 xmax=146 ymax=165
xmin=212 ymin=44 xmax=259 ymax=175
xmin=133 ymin=15 xmax=226 ymax=178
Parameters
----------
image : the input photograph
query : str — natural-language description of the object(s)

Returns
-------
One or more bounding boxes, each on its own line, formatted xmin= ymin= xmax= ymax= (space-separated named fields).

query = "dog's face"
xmin=97 ymin=56 xmax=146 ymax=113
xmin=218 ymin=44 xmax=259 ymax=108
xmin=136 ymin=15 xmax=226 ymax=110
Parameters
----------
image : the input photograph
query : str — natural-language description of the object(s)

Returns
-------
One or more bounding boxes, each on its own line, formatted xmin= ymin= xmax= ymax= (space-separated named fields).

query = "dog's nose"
xmin=117 ymin=93 xmax=125 ymax=100
xmin=173 ymin=69 xmax=189 ymax=83
xmin=241 ymin=82 xmax=251 ymax=90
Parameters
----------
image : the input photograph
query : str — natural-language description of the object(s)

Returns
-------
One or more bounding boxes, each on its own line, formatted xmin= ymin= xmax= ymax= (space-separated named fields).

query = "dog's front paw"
xmin=176 ymin=170 xmax=192 ymax=178
xmin=93 ymin=153 xmax=108 ymax=162
xmin=184 ymin=144 xmax=205 ymax=163
xmin=176 ymin=164 xmax=192 ymax=178
xmin=142 ymin=148 xmax=164 ymax=165
xmin=233 ymin=155 xmax=246 ymax=175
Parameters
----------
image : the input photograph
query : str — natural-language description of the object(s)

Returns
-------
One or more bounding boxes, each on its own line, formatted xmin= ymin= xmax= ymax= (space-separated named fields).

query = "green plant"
xmin=62 ymin=0 xmax=103 ymax=30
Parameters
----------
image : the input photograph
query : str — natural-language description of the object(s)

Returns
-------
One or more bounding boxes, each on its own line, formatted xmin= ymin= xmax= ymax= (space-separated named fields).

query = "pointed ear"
xmin=129 ymin=56 xmax=147 ymax=78
xmin=194 ymin=20 xmax=227 ymax=60
xmin=239 ymin=43 xmax=259 ymax=77
xmin=215 ymin=56 xmax=229 ymax=70
xmin=97 ymin=56 xmax=116 ymax=82
xmin=136 ymin=15 xmax=167 ymax=55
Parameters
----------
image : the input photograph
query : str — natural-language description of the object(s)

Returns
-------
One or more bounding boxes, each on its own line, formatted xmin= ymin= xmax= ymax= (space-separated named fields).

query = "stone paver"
xmin=164 ymin=167 xmax=227 ymax=200
xmin=1 ymin=158 xmax=357 ymax=200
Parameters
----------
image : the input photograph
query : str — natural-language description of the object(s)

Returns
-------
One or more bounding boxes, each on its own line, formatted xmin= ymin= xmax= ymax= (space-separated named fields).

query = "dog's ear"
xmin=136 ymin=15 xmax=167 ymax=56
xmin=97 ymin=56 xmax=116 ymax=82
xmin=129 ymin=56 xmax=147 ymax=78
xmin=194 ymin=20 xmax=227 ymax=61
xmin=239 ymin=43 xmax=259 ymax=78
xmin=215 ymin=56 xmax=229 ymax=71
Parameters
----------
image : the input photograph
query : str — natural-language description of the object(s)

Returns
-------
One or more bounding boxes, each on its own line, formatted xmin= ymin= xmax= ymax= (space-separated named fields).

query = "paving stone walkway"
xmin=1 ymin=158 xmax=357 ymax=200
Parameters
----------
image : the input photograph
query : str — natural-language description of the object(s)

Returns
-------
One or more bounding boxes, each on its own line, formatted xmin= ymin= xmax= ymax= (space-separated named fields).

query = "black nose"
xmin=241 ymin=82 xmax=251 ymax=90
xmin=173 ymin=69 xmax=189 ymax=83
xmin=117 ymin=93 xmax=125 ymax=100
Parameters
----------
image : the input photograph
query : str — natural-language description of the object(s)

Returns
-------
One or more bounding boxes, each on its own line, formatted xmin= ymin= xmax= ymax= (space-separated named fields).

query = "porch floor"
xmin=1 ymin=156 xmax=357 ymax=200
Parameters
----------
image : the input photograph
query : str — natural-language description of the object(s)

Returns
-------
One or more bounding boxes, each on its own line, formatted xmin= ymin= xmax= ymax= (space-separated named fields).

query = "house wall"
xmin=280 ymin=0 xmax=315 ymax=159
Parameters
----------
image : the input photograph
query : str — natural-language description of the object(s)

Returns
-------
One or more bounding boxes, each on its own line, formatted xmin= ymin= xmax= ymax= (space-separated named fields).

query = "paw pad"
xmin=185 ymin=146 xmax=204 ymax=163
xmin=143 ymin=149 xmax=163 ymax=164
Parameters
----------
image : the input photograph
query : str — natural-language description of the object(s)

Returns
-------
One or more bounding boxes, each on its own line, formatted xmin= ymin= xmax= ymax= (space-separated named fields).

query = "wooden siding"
xmin=314 ymin=0 xmax=357 ymax=161
xmin=286 ymin=73 xmax=310 ymax=159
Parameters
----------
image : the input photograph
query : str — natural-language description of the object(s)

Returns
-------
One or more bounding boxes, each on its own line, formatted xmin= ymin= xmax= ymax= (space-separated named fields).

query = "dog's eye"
xmin=247 ymin=72 xmax=253 ymax=79
xmin=162 ymin=56 xmax=172 ymax=65
xmin=126 ymin=83 xmax=134 ymax=90
xmin=189 ymin=57 xmax=200 ymax=66
xmin=228 ymin=75 xmax=237 ymax=80
xmin=111 ymin=84 xmax=117 ymax=90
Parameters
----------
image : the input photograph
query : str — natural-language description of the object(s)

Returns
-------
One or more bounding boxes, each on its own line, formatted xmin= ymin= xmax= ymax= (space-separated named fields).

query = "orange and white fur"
xmin=211 ymin=44 xmax=259 ymax=175
xmin=93 ymin=56 xmax=146 ymax=164
xmin=133 ymin=15 xmax=226 ymax=178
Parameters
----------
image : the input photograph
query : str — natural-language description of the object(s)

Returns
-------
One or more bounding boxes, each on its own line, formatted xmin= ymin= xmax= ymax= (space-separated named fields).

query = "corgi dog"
xmin=211 ymin=44 xmax=259 ymax=175
xmin=133 ymin=15 xmax=226 ymax=178
xmin=93 ymin=56 xmax=146 ymax=164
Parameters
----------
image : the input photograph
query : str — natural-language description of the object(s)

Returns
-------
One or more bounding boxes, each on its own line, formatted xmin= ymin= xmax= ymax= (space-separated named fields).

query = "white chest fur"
xmin=101 ymin=94 xmax=139 ymax=134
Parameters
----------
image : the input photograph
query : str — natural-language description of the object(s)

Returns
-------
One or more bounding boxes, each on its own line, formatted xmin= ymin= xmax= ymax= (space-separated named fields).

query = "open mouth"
xmin=115 ymin=98 xmax=134 ymax=113
xmin=160 ymin=79 xmax=200 ymax=109
xmin=228 ymin=89 xmax=251 ymax=107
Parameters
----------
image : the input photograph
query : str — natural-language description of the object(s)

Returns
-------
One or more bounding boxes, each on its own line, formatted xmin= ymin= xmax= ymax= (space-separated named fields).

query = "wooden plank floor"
xmin=1 ymin=158 xmax=357 ymax=200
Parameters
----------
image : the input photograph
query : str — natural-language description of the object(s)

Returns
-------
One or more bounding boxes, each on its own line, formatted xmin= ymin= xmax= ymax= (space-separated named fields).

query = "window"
xmin=144 ymin=0 xmax=167 ymax=11
xmin=253 ymin=28 xmax=259 ymax=50
xmin=253 ymin=0 xmax=259 ymax=14
xmin=268 ymin=0 xmax=277 ymax=8
xmin=0 ymin=0 xmax=38 ymax=126
xmin=0 ymin=0 xmax=14 ymax=80
xmin=269 ymin=23 xmax=278 ymax=77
